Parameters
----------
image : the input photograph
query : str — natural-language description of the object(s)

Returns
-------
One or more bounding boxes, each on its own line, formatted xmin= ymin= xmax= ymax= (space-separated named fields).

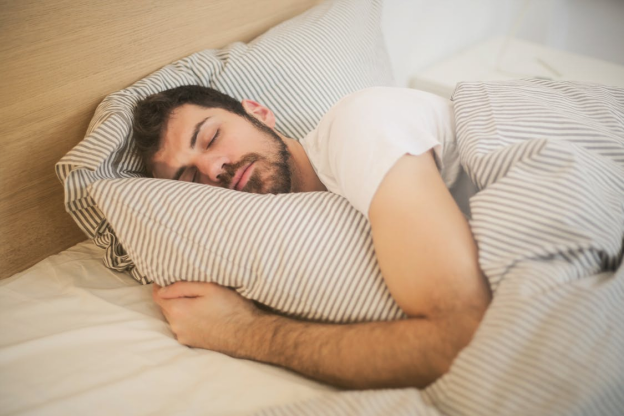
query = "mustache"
xmin=220 ymin=153 xmax=261 ymax=188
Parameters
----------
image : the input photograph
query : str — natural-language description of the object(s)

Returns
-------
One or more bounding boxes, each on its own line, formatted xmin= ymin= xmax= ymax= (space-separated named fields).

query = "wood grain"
xmin=0 ymin=0 xmax=320 ymax=278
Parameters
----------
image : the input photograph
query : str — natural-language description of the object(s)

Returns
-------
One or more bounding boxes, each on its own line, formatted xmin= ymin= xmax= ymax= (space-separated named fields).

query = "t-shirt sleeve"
xmin=323 ymin=89 xmax=444 ymax=219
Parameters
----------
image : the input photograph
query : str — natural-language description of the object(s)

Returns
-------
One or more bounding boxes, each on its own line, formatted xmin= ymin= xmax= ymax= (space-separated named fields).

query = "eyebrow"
xmin=172 ymin=116 xmax=211 ymax=181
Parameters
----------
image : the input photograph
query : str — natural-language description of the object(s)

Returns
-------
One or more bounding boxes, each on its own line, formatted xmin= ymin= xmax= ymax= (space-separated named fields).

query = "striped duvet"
xmin=257 ymin=80 xmax=624 ymax=415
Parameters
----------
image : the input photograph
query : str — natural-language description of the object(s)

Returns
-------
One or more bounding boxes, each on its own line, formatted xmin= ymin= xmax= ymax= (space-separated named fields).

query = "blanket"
xmin=257 ymin=79 xmax=624 ymax=415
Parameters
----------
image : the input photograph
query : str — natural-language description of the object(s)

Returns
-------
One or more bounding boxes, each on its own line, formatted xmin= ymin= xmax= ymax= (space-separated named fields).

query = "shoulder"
xmin=319 ymin=87 xmax=452 ymax=136
xmin=331 ymin=87 xmax=451 ymax=117
xmin=317 ymin=87 xmax=451 ymax=137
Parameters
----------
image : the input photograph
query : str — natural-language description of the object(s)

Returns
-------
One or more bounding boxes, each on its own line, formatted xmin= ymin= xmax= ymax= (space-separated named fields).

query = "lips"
xmin=233 ymin=162 xmax=254 ymax=191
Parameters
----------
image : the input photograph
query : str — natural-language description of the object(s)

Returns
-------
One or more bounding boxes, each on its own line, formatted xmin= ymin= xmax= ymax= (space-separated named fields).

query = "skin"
xmin=151 ymin=99 xmax=492 ymax=389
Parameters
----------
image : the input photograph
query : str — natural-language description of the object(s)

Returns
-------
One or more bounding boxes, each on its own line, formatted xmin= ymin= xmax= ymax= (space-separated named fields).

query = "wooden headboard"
xmin=0 ymin=0 xmax=321 ymax=279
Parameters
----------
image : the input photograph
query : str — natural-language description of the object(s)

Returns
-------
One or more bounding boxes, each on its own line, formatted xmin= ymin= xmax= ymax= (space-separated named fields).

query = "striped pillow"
xmin=57 ymin=0 xmax=402 ymax=322
xmin=90 ymin=178 xmax=406 ymax=322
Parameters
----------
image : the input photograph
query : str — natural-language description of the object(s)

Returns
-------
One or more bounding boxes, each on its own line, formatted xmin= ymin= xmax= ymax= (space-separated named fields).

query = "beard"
xmin=218 ymin=118 xmax=292 ymax=194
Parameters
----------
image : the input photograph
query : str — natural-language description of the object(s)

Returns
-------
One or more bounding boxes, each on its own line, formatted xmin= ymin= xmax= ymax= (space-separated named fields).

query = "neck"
xmin=283 ymin=136 xmax=327 ymax=193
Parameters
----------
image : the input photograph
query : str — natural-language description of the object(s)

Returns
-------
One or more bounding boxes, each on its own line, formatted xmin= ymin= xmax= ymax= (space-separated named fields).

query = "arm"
xmin=236 ymin=305 xmax=481 ymax=389
xmin=368 ymin=151 xmax=491 ymax=319
xmin=155 ymin=281 xmax=478 ymax=389
xmin=153 ymin=151 xmax=491 ymax=389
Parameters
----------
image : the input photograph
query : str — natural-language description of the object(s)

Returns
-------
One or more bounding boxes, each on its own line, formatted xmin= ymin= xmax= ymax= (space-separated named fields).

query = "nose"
xmin=196 ymin=154 xmax=230 ymax=186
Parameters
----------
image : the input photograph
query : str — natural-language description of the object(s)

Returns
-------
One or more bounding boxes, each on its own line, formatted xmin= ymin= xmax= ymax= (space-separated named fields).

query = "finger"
xmin=158 ymin=281 xmax=216 ymax=299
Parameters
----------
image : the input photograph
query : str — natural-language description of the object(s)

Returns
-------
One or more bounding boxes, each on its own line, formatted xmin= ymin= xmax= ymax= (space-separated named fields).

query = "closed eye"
xmin=192 ymin=129 xmax=219 ymax=183
xmin=208 ymin=129 xmax=220 ymax=148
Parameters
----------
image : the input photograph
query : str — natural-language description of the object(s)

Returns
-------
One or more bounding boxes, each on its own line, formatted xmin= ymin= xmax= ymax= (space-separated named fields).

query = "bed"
xmin=2 ymin=0 xmax=624 ymax=415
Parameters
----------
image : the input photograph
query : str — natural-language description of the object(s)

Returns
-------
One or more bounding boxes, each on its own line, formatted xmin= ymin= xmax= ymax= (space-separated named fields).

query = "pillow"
xmin=90 ymin=178 xmax=405 ymax=322
xmin=57 ymin=0 xmax=402 ymax=322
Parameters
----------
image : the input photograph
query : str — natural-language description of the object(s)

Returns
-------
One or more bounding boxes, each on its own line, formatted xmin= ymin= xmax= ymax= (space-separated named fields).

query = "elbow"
xmin=437 ymin=301 xmax=490 ymax=377
xmin=425 ymin=294 xmax=492 ymax=387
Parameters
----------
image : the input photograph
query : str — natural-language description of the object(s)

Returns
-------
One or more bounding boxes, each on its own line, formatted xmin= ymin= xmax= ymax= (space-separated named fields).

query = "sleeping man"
xmin=134 ymin=85 xmax=492 ymax=389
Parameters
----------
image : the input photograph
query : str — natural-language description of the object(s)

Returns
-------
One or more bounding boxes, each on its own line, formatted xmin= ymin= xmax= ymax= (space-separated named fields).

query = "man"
xmin=134 ymin=85 xmax=492 ymax=389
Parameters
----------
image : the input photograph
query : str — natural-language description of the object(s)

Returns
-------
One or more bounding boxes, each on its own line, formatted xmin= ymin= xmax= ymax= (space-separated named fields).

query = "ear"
xmin=241 ymin=99 xmax=277 ymax=128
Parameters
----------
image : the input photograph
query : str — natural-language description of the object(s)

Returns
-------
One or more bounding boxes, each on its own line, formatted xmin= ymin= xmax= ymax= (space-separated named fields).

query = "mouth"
xmin=233 ymin=162 xmax=255 ymax=191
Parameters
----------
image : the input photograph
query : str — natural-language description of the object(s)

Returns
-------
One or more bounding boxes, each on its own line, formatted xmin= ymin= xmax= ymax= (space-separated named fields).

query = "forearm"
xmin=234 ymin=309 xmax=482 ymax=389
xmin=154 ymin=281 xmax=481 ymax=388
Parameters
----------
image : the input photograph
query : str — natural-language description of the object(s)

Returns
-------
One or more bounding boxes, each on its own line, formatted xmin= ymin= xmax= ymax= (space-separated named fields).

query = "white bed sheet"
xmin=0 ymin=241 xmax=335 ymax=416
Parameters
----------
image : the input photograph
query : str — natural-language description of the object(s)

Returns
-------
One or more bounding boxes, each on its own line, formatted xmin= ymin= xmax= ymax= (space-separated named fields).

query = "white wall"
xmin=382 ymin=0 xmax=624 ymax=87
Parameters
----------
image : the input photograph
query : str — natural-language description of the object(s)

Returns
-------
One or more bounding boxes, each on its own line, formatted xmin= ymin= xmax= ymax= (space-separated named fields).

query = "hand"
xmin=152 ymin=281 xmax=262 ymax=355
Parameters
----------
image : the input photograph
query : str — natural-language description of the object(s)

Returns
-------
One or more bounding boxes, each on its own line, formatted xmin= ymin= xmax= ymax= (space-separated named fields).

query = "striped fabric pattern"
xmin=257 ymin=80 xmax=624 ymax=415
xmin=259 ymin=389 xmax=439 ymax=416
xmin=455 ymin=80 xmax=624 ymax=293
xmin=90 ymin=178 xmax=406 ymax=322
xmin=55 ymin=0 xmax=394 ymax=284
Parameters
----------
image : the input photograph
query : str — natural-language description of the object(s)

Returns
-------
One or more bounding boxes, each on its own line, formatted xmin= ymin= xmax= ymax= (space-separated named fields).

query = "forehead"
xmin=160 ymin=104 xmax=230 ymax=150
xmin=166 ymin=104 xmax=217 ymax=140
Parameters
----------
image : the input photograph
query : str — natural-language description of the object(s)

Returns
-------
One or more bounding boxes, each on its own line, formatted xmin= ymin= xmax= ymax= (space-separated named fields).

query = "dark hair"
xmin=132 ymin=85 xmax=248 ymax=175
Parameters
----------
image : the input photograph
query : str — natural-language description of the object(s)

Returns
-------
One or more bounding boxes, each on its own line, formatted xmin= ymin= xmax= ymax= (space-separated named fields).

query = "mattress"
xmin=0 ymin=241 xmax=335 ymax=415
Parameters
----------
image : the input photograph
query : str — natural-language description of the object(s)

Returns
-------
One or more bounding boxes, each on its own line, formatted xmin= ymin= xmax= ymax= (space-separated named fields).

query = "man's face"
xmin=151 ymin=104 xmax=292 ymax=194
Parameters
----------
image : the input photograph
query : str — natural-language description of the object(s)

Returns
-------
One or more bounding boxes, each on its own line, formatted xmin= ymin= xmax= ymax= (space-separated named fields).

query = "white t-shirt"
xmin=300 ymin=87 xmax=463 ymax=219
